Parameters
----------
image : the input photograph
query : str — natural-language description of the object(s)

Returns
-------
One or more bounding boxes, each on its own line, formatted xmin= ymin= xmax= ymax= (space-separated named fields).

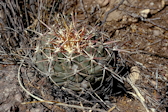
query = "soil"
xmin=0 ymin=0 xmax=168 ymax=112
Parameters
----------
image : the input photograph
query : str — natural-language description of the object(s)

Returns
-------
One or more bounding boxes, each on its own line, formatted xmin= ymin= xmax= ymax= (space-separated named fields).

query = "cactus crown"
xmin=47 ymin=14 xmax=94 ymax=55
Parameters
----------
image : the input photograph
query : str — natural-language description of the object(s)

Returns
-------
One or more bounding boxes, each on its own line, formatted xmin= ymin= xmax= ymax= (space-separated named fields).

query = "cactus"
xmin=32 ymin=14 xmax=120 ymax=91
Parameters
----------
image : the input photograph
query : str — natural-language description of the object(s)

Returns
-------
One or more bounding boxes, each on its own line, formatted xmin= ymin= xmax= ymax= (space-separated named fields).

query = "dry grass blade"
xmin=17 ymin=53 xmax=53 ymax=104
xmin=126 ymin=77 xmax=150 ymax=112
xmin=21 ymin=97 xmax=106 ymax=112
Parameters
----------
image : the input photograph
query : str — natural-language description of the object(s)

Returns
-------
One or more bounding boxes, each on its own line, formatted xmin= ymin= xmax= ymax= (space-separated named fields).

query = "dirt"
xmin=0 ymin=0 xmax=168 ymax=112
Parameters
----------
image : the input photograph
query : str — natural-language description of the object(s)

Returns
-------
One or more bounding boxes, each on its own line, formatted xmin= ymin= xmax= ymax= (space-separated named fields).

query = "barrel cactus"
xmin=32 ymin=14 xmax=120 ymax=91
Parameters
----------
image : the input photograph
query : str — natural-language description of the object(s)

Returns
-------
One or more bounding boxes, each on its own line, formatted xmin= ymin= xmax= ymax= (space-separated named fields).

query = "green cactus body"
xmin=33 ymin=15 xmax=112 ymax=91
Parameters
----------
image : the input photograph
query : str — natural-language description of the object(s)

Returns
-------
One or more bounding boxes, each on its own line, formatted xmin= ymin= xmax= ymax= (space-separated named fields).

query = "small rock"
xmin=153 ymin=30 xmax=161 ymax=36
xmin=106 ymin=10 xmax=123 ymax=21
xmin=96 ymin=0 xmax=110 ymax=7
xmin=15 ymin=93 xmax=23 ymax=103
xmin=140 ymin=9 xmax=150 ymax=18
xmin=30 ymin=108 xmax=42 ymax=112
xmin=129 ymin=66 xmax=140 ymax=84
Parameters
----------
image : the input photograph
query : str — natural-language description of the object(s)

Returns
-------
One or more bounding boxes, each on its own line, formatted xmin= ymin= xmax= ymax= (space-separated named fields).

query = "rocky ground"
xmin=0 ymin=0 xmax=168 ymax=112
